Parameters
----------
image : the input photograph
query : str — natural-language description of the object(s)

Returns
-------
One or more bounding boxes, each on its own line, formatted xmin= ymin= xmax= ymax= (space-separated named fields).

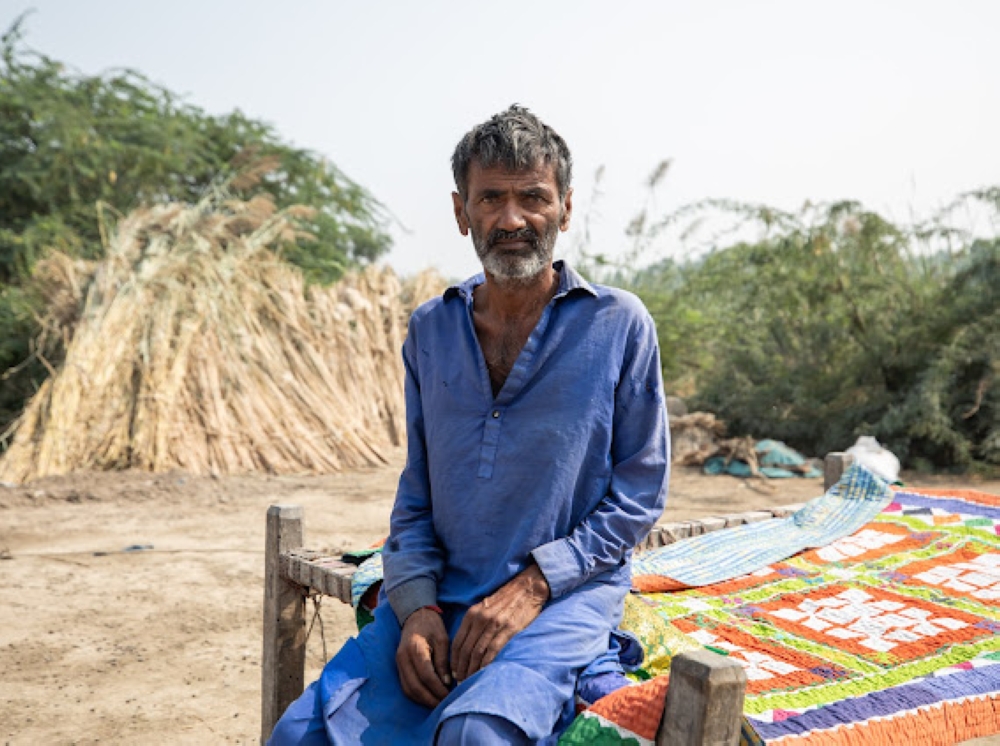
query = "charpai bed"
xmin=261 ymin=455 xmax=1000 ymax=745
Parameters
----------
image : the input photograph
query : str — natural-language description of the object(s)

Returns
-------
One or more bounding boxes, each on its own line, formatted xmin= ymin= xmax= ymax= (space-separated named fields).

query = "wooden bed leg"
xmin=824 ymin=451 xmax=855 ymax=492
xmin=658 ymin=648 xmax=747 ymax=746
xmin=261 ymin=505 xmax=306 ymax=744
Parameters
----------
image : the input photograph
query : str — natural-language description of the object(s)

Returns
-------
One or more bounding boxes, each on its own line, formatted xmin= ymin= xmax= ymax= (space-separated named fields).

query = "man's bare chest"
xmin=475 ymin=319 xmax=536 ymax=397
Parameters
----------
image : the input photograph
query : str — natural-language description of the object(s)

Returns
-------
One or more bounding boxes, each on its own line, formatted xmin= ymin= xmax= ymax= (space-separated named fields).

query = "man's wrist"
xmin=387 ymin=576 xmax=438 ymax=627
xmin=530 ymin=539 xmax=578 ymax=600
xmin=402 ymin=605 xmax=442 ymax=628
xmin=522 ymin=563 xmax=551 ymax=602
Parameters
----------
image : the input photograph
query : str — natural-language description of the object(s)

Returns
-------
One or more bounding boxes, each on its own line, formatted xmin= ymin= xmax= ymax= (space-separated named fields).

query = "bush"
xmin=623 ymin=196 xmax=999 ymax=473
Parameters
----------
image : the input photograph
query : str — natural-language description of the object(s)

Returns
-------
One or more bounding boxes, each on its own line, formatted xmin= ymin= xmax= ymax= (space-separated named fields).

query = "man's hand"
xmin=397 ymin=608 xmax=452 ymax=709
xmin=451 ymin=564 xmax=550 ymax=682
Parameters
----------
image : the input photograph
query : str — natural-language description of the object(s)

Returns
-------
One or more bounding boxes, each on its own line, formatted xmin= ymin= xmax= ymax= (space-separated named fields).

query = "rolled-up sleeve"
xmin=382 ymin=324 xmax=446 ymax=625
xmin=532 ymin=311 xmax=670 ymax=598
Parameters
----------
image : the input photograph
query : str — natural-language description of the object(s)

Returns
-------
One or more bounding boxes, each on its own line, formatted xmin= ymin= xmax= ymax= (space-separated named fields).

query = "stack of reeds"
xmin=0 ymin=193 xmax=445 ymax=483
xmin=670 ymin=412 xmax=727 ymax=466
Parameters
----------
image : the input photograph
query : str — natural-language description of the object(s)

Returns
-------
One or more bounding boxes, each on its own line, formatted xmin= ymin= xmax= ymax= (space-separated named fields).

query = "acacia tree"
xmin=0 ymin=16 xmax=392 ymax=437
xmin=623 ymin=194 xmax=999 ymax=473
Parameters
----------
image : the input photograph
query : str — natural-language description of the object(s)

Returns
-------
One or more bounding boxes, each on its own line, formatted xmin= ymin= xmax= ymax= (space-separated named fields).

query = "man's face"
xmin=452 ymin=161 xmax=573 ymax=283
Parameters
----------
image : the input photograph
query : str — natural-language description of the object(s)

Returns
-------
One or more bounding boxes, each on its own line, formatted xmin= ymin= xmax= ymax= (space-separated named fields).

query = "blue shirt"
xmin=295 ymin=262 xmax=671 ymax=743
xmin=383 ymin=261 xmax=670 ymax=624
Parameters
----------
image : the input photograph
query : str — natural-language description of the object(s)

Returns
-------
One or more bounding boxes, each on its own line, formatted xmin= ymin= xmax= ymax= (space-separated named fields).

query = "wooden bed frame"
xmin=260 ymin=452 xmax=855 ymax=744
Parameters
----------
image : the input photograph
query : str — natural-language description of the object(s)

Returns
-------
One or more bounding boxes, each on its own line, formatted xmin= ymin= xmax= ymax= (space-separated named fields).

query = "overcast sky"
xmin=8 ymin=1 xmax=999 ymax=279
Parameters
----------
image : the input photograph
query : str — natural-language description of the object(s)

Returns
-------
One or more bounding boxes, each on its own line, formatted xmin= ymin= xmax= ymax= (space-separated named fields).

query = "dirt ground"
xmin=1 ymin=454 xmax=998 ymax=745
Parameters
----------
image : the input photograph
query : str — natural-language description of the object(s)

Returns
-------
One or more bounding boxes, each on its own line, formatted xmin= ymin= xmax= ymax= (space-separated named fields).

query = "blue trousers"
xmin=268 ymin=683 xmax=530 ymax=745
xmin=269 ymin=579 xmax=628 ymax=744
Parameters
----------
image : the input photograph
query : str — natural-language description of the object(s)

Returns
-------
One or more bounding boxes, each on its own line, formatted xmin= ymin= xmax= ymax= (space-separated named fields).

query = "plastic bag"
xmin=846 ymin=436 xmax=901 ymax=483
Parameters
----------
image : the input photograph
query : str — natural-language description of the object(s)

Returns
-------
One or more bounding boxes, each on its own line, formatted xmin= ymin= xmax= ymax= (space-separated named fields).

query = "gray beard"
xmin=473 ymin=224 xmax=559 ymax=284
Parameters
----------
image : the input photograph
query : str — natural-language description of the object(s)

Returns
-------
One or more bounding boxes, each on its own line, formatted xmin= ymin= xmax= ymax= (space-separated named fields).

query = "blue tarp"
xmin=703 ymin=438 xmax=822 ymax=478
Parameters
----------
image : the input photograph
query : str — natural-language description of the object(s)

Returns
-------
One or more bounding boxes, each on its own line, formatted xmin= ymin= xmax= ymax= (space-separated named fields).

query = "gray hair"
xmin=451 ymin=105 xmax=573 ymax=199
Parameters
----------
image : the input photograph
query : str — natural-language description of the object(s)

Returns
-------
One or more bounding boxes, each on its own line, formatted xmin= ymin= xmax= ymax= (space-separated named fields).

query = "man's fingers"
xmin=415 ymin=627 xmax=451 ymax=702
xmin=453 ymin=604 xmax=522 ymax=680
xmin=406 ymin=675 xmax=439 ymax=709
xmin=478 ymin=633 xmax=508 ymax=672
xmin=451 ymin=567 xmax=551 ymax=682
xmin=397 ymin=613 xmax=451 ymax=708
xmin=430 ymin=629 xmax=452 ymax=687
xmin=451 ymin=614 xmax=477 ymax=681
xmin=397 ymin=653 xmax=437 ymax=708
xmin=454 ymin=609 xmax=494 ymax=681
xmin=466 ymin=626 xmax=502 ymax=677
xmin=451 ymin=614 xmax=474 ymax=671
xmin=416 ymin=653 xmax=450 ymax=703
xmin=399 ymin=646 xmax=448 ymax=708
xmin=450 ymin=625 xmax=466 ymax=679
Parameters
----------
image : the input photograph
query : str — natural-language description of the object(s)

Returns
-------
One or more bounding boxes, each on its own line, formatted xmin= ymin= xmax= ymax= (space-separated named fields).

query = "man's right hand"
xmin=396 ymin=608 xmax=452 ymax=709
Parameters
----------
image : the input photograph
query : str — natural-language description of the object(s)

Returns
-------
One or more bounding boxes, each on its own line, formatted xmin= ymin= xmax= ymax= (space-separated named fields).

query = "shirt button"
xmin=492 ymin=410 xmax=500 ymax=419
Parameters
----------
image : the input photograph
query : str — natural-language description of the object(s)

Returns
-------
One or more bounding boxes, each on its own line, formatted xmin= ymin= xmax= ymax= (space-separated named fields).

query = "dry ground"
xmin=1 ymin=454 xmax=998 ymax=745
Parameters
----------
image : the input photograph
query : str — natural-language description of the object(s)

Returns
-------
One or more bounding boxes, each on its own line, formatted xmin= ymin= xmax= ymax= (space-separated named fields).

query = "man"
xmin=270 ymin=105 xmax=669 ymax=745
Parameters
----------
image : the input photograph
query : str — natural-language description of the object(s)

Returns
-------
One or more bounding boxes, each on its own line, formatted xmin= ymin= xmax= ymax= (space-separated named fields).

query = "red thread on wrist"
xmin=423 ymin=605 xmax=443 ymax=615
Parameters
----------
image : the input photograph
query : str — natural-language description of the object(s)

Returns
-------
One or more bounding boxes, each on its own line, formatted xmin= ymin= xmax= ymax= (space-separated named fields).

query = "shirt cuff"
xmin=386 ymin=576 xmax=438 ymax=627
xmin=531 ymin=539 xmax=581 ymax=600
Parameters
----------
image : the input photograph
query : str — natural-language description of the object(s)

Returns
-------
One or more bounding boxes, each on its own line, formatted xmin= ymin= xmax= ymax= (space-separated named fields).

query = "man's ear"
xmin=559 ymin=187 xmax=574 ymax=232
xmin=452 ymin=192 xmax=470 ymax=236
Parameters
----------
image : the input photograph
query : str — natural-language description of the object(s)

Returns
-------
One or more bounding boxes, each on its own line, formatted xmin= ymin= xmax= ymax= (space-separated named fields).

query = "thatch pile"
xmin=670 ymin=412 xmax=762 ymax=473
xmin=0 ymin=194 xmax=445 ymax=483
xmin=670 ymin=412 xmax=727 ymax=466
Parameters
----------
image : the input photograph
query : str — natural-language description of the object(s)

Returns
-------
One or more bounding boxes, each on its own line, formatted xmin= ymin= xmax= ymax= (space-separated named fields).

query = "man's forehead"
xmin=466 ymin=160 xmax=558 ymax=190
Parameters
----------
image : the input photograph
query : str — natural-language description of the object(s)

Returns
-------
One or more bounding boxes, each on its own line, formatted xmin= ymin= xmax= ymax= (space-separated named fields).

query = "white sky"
xmin=8 ymin=1 xmax=1000 ymax=280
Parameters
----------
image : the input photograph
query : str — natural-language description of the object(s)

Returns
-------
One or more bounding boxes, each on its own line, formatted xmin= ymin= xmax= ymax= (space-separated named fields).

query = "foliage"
xmin=0 ymin=16 xmax=392 ymax=442
xmin=618 ymin=191 xmax=999 ymax=474
xmin=0 ymin=17 xmax=391 ymax=284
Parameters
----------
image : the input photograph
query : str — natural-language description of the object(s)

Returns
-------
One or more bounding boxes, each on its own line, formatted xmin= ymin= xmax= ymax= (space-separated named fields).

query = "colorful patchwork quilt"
xmin=561 ymin=484 xmax=1000 ymax=745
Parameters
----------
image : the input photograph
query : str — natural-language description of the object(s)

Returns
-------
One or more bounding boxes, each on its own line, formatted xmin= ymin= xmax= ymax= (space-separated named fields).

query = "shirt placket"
xmin=475 ymin=301 xmax=556 ymax=479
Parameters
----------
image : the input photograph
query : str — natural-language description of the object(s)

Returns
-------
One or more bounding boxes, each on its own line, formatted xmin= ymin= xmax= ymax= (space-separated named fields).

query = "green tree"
xmin=622 ymin=195 xmax=999 ymax=473
xmin=0 ymin=16 xmax=391 ymax=284
xmin=0 ymin=16 xmax=392 ymax=441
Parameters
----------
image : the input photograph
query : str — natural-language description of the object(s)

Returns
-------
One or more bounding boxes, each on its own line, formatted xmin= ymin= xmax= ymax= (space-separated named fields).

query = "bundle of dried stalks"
xmin=670 ymin=411 xmax=727 ymax=466
xmin=0 ymin=193 xmax=445 ymax=483
xmin=31 ymin=252 xmax=96 ymax=350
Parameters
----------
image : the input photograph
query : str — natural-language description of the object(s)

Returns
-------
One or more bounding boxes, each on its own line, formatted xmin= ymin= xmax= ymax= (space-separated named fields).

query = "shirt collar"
xmin=443 ymin=260 xmax=597 ymax=302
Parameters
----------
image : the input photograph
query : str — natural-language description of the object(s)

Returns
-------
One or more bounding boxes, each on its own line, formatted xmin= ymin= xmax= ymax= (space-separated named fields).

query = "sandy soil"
xmin=1 ymin=454 xmax=998 ymax=745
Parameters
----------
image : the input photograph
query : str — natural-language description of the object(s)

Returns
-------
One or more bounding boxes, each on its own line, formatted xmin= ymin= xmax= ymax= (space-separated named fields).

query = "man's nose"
xmin=496 ymin=200 xmax=527 ymax=231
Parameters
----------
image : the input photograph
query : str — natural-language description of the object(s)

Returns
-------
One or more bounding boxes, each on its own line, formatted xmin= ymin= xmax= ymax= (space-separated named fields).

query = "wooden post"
xmin=658 ymin=648 xmax=747 ymax=746
xmin=261 ymin=505 xmax=306 ymax=744
xmin=824 ymin=451 xmax=855 ymax=492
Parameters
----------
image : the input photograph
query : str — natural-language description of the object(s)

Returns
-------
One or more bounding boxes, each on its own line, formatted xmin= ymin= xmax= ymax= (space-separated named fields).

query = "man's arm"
xmin=452 ymin=308 xmax=670 ymax=680
xmin=397 ymin=607 xmax=451 ymax=708
xmin=450 ymin=561 xmax=550 ymax=681
xmin=382 ymin=322 xmax=451 ymax=706
xmin=530 ymin=309 xmax=670 ymax=598
xmin=382 ymin=326 xmax=444 ymax=624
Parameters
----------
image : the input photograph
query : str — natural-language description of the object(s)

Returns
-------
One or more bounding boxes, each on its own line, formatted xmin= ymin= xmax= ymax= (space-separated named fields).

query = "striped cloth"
xmin=632 ymin=465 xmax=893 ymax=590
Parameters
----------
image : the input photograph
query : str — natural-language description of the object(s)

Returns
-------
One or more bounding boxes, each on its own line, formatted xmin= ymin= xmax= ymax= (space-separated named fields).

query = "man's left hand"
xmin=450 ymin=563 xmax=550 ymax=682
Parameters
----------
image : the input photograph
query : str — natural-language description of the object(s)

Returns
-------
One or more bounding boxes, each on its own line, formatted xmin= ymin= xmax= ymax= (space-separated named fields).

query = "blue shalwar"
xmin=270 ymin=262 xmax=670 ymax=744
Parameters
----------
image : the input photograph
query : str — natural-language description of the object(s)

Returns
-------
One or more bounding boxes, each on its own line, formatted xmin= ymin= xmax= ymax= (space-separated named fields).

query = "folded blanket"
xmin=632 ymin=465 xmax=893 ymax=591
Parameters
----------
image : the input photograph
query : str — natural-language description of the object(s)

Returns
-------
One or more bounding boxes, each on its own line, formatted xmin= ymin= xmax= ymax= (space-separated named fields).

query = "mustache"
xmin=485 ymin=227 xmax=539 ymax=251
